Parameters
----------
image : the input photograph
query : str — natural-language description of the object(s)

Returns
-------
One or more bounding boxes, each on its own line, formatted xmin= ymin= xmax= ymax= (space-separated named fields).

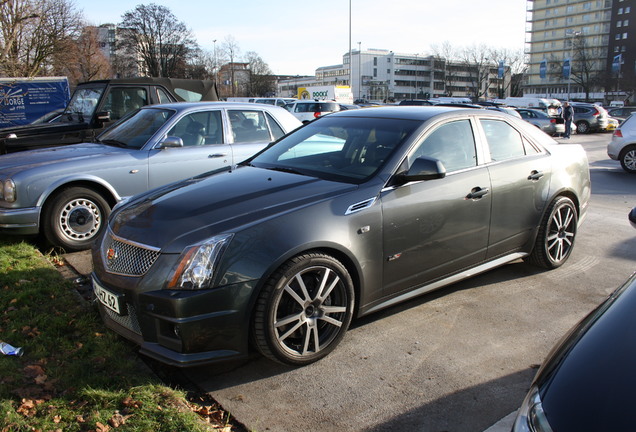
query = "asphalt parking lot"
xmin=62 ymin=131 xmax=635 ymax=432
xmin=178 ymin=131 xmax=636 ymax=432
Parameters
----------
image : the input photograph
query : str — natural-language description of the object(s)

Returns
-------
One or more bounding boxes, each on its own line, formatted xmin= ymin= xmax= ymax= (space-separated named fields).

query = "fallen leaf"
xmin=95 ymin=422 xmax=110 ymax=432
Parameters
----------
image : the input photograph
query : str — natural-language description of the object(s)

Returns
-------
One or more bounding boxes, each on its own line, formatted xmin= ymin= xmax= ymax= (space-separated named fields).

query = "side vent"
xmin=345 ymin=197 xmax=377 ymax=215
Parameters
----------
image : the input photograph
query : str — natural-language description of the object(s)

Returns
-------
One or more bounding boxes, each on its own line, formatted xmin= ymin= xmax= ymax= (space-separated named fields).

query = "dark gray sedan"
xmin=0 ymin=102 xmax=301 ymax=250
xmin=91 ymin=106 xmax=591 ymax=367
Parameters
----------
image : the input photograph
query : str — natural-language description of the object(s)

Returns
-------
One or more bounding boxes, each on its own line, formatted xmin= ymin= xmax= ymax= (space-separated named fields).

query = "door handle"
xmin=208 ymin=153 xmax=228 ymax=158
xmin=528 ymin=170 xmax=544 ymax=181
xmin=465 ymin=187 xmax=489 ymax=200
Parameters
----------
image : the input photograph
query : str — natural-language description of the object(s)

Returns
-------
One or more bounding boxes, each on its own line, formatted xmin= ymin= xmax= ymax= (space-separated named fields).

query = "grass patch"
xmin=0 ymin=240 xmax=239 ymax=431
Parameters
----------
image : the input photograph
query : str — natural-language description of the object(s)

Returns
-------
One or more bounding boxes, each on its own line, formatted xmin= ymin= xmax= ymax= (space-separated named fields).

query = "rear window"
xmin=295 ymin=102 xmax=339 ymax=113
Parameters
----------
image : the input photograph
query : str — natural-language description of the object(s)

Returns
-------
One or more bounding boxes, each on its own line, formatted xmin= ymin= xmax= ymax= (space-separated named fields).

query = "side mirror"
xmin=394 ymin=156 xmax=446 ymax=185
xmin=157 ymin=136 xmax=184 ymax=149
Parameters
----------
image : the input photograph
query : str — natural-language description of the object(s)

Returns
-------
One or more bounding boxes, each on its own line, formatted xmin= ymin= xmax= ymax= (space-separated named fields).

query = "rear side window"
xmin=266 ymin=112 xmax=286 ymax=140
xmin=174 ymin=88 xmax=203 ymax=102
xmin=480 ymin=119 xmax=526 ymax=161
xmin=102 ymin=87 xmax=148 ymax=121
xmin=229 ymin=110 xmax=272 ymax=143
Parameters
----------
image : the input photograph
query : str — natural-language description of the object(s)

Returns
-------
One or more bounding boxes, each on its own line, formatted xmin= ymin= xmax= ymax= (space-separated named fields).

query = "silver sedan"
xmin=0 ymin=102 xmax=301 ymax=250
xmin=516 ymin=108 xmax=565 ymax=136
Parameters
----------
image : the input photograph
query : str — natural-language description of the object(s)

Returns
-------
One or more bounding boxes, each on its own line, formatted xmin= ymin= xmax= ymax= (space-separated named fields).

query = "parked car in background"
xmin=570 ymin=102 xmax=608 ymax=133
xmin=516 ymin=108 xmax=565 ymax=136
xmin=607 ymin=106 xmax=636 ymax=124
xmin=512 ymin=206 xmax=636 ymax=432
xmin=284 ymin=100 xmax=340 ymax=123
xmin=398 ymin=99 xmax=433 ymax=106
xmin=604 ymin=117 xmax=619 ymax=132
xmin=91 ymin=106 xmax=590 ymax=367
xmin=0 ymin=102 xmax=301 ymax=251
xmin=485 ymin=106 xmax=522 ymax=118
xmin=608 ymin=113 xmax=636 ymax=173
xmin=253 ymin=97 xmax=297 ymax=107
xmin=0 ymin=78 xmax=219 ymax=154
xmin=338 ymin=103 xmax=361 ymax=110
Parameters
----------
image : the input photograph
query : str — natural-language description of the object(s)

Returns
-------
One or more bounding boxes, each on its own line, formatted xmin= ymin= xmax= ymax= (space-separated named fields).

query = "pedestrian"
xmin=562 ymin=101 xmax=574 ymax=139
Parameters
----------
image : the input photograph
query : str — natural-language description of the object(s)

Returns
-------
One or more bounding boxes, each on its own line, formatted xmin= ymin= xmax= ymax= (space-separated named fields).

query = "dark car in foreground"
xmin=512 ymin=206 xmax=636 ymax=432
xmin=0 ymin=78 xmax=218 ymax=154
xmin=91 ymin=106 xmax=591 ymax=367
xmin=0 ymin=102 xmax=300 ymax=250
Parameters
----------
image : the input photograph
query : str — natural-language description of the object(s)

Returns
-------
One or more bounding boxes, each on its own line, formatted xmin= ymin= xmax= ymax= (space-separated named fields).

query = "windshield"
xmin=63 ymin=86 xmax=105 ymax=121
xmin=97 ymin=107 xmax=175 ymax=149
xmin=250 ymin=116 xmax=419 ymax=183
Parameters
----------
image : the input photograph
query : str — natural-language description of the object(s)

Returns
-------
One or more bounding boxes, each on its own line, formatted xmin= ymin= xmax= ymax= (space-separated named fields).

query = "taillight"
xmin=550 ymin=119 xmax=556 ymax=124
xmin=314 ymin=111 xmax=321 ymax=119
xmin=613 ymin=129 xmax=623 ymax=138
xmin=592 ymin=108 xmax=600 ymax=117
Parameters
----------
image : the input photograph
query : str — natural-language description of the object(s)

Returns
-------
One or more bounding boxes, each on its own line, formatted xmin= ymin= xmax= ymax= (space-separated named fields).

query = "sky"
xmin=76 ymin=0 xmax=529 ymax=76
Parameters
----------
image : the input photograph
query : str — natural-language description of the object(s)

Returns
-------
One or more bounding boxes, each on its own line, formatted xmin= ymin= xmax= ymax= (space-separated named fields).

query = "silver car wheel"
xmin=620 ymin=147 xmax=636 ymax=173
xmin=59 ymin=198 xmax=101 ymax=240
xmin=253 ymin=253 xmax=354 ymax=365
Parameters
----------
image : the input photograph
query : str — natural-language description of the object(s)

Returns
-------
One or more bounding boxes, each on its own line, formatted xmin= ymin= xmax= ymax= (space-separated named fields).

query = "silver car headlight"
xmin=512 ymin=385 xmax=554 ymax=432
xmin=166 ymin=233 xmax=233 ymax=290
xmin=2 ymin=179 xmax=16 ymax=202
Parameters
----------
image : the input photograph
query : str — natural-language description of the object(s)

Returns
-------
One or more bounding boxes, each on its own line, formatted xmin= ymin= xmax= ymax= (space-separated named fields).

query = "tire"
xmin=252 ymin=252 xmax=355 ymax=366
xmin=576 ymin=121 xmax=590 ymax=134
xmin=619 ymin=145 xmax=636 ymax=173
xmin=42 ymin=187 xmax=111 ymax=251
xmin=526 ymin=196 xmax=578 ymax=269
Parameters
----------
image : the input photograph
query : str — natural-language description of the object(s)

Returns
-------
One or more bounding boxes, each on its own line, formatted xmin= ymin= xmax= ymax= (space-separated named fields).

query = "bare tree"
xmin=118 ymin=3 xmax=198 ymax=78
xmin=460 ymin=44 xmax=493 ymax=101
xmin=0 ymin=0 xmax=83 ymax=77
xmin=431 ymin=41 xmax=459 ymax=96
xmin=63 ymin=26 xmax=112 ymax=83
xmin=570 ymin=35 xmax=604 ymax=102
xmin=490 ymin=48 xmax=527 ymax=97
xmin=245 ymin=51 xmax=274 ymax=96
xmin=221 ymin=35 xmax=241 ymax=96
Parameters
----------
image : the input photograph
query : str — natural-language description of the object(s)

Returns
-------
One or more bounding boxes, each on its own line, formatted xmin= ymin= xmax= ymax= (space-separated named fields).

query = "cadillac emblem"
xmin=107 ymin=248 xmax=117 ymax=261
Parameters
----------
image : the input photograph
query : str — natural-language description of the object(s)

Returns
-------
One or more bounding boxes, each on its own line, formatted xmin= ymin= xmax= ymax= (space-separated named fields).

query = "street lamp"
xmin=358 ymin=42 xmax=362 ymax=101
xmin=566 ymin=30 xmax=580 ymax=101
xmin=213 ymin=39 xmax=217 ymax=85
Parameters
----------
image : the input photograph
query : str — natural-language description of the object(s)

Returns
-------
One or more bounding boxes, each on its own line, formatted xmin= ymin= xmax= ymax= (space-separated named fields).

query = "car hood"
xmin=535 ymin=272 xmax=636 ymax=431
xmin=110 ymin=166 xmax=358 ymax=253
xmin=0 ymin=143 xmax=131 ymax=177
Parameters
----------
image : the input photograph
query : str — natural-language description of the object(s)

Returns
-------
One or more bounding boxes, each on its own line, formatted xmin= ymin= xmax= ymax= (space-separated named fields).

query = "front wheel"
xmin=619 ymin=145 xmax=636 ymax=173
xmin=526 ymin=196 xmax=578 ymax=269
xmin=42 ymin=187 xmax=111 ymax=251
xmin=252 ymin=252 xmax=355 ymax=366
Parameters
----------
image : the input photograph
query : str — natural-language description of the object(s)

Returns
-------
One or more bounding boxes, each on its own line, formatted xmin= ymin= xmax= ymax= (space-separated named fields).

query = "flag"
xmin=540 ymin=60 xmax=547 ymax=79
xmin=498 ymin=61 xmax=504 ymax=79
xmin=612 ymin=54 xmax=622 ymax=75
xmin=563 ymin=58 xmax=571 ymax=79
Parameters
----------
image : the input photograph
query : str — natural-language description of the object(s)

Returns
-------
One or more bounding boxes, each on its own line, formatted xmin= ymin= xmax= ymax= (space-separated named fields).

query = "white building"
xmin=277 ymin=48 xmax=511 ymax=103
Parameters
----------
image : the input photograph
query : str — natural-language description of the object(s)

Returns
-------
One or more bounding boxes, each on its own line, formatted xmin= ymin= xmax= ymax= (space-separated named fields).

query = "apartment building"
xmin=525 ymin=0 xmax=635 ymax=102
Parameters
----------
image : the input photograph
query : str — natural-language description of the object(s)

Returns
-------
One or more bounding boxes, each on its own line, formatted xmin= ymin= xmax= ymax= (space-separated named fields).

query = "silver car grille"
xmin=102 ymin=231 xmax=161 ymax=276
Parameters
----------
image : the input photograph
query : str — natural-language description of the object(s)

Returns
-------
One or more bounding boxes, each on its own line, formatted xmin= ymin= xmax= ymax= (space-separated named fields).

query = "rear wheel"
xmin=576 ymin=121 xmax=590 ymax=134
xmin=619 ymin=145 xmax=636 ymax=173
xmin=252 ymin=252 xmax=355 ymax=366
xmin=42 ymin=187 xmax=111 ymax=251
xmin=526 ymin=197 xmax=578 ymax=269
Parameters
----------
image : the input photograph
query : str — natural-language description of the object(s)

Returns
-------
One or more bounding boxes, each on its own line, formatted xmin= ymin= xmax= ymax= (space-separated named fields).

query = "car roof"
xmin=325 ymin=105 xmax=511 ymax=121
xmin=140 ymin=101 xmax=288 ymax=111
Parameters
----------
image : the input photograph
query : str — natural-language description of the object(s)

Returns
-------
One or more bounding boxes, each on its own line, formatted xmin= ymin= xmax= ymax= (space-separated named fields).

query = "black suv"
xmin=0 ymin=78 xmax=218 ymax=154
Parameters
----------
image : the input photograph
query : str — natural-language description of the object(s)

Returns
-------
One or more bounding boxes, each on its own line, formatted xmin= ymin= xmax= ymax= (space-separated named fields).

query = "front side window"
xmin=410 ymin=119 xmax=477 ymax=172
xmin=480 ymin=119 xmax=526 ymax=161
xmin=102 ymin=87 xmax=148 ymax=121
xmin=167 ymin=110 xmax=223 ymax=146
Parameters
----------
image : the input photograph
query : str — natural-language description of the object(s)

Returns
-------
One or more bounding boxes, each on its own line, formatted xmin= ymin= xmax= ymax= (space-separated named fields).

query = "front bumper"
xmin=0 ymin=206 xmax=40 ymax=235
xmin=93 ymin=273 xmax=257 ymax=367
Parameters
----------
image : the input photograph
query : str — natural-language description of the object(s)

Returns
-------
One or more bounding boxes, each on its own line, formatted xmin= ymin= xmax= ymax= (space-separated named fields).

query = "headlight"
xmin=167 ymin=233 xmax=233 ymax=290
xmin=512 ymin=386 xmax=554 ymax=432
xmin=2 ymin=179 xmax=16 ymax=202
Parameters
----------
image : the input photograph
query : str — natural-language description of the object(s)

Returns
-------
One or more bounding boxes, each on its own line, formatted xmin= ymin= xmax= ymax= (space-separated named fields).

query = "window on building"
xmin=618 ymin=7 xmax=624 ymax=14
xmin=625 ymin=20 xmax=630 ymax=26
xmin=623 ymin=32 xmax=628 ymax=39
xmin=618 ymin=21 xmax=623 ymax=27
xmin=626 ymin=7 xmax=631 ymax=13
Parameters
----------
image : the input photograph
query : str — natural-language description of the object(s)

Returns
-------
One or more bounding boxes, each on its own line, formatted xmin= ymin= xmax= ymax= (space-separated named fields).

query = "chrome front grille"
xmin=102 ymin=231 xmax=161 ymax=276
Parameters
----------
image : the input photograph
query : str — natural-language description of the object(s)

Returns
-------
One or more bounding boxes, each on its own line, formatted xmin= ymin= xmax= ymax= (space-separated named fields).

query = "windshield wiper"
xmin=264 ymin=166 xmax=307 ymax=176
xmin=99 ymin=139 xmax=129 ymax=148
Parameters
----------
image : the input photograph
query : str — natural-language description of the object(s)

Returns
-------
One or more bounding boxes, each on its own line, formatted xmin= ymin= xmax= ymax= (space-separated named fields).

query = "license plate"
xmin=93 ymin=279 xmax=124 ymax=315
